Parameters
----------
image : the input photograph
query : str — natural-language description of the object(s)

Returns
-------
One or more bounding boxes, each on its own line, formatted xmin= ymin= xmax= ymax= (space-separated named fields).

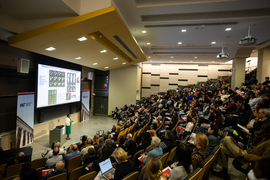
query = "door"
xmin=94 ymin=96 xmax=108 ymax=115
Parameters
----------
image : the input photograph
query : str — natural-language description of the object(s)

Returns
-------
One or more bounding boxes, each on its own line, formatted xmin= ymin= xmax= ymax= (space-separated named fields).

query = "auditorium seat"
xmin=3 ymin=175 xmax=19 ymax=180
xmin=69 ymin=166 xmax=84 ymax=180
xmin=132 ymin=149 xmax=144 ymax=163
xmin=137 ymin=165 xmax=146 ymax=180
xmin=159 ymin=152 xmax=169 ymax=165
xmin=145 ymin=145 xmax=152 ymax=153
xmin=197 ymin=155 xmax=215 ymax=180
xmin=127 ymin=155 xmax=132 ymax=161
xmin=31 ymin=157 xmax=47 ymax=169
xmin=183 ymin=167 xmax=201 ymax=180
xmin=165 ymin=146 xmax=177 ymax=164
xmin=0 ymin=163 xmax=7 ymax=173
xmin=83 ymin=153 xmax=90 ymax=161
xmin=36 ymin=167 xmax=46 ymax=180
xmin=112 ymin=162 xmax=117 ymax=169
xmin=78 ymin=171 xmax=97 ymax=180
xmin=47 ymin=173 xmax=67 ymax=180
xmin=121 ymin=171 xmax=139 ymax=180
xmin=6 ymin=163 xmax=24 ymax=178
xmin=67 ymin=155 xmax=82 ymax=174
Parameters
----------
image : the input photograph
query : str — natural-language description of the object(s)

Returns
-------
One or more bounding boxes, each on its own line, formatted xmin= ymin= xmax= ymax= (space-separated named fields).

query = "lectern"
xmin=49 ymin=125 xmax=66 ymax=146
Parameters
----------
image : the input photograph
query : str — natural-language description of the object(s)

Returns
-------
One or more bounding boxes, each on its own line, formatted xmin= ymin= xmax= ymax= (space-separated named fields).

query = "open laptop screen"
xmin=99 ymin=158 xmax=113 ymax=174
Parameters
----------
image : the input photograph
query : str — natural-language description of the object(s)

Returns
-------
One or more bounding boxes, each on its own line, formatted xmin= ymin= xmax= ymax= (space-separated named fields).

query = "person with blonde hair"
xmin=141 ymin=137 xmax=163 ymax=164
xmin=149 ymin=130 xmax=157 ymax=138
xmin=144 ymin=156 xmax=165 ymax=180
xmin=92 ymin=134 xmax=99 ymax=145
xmin=191 ymin=133 xmax=209 ymax=169
xmin=106 ymin=148 xmax=135 ymax=180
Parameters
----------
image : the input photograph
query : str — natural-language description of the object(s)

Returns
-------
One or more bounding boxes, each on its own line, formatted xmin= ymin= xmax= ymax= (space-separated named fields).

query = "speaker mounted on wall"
xmin=17 ymin=58 xmax=30 ymax=74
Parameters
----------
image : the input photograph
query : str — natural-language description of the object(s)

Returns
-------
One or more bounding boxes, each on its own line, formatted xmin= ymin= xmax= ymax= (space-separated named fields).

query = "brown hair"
xmin=195 ymin=133 xmax=209 ymax=149
xmin=88 ymin=147 xmax=96 ymax=155
xmin=144 ymin=156 xmax=163 ymax=180
xmin=149 ymin=130 xmax=157 ymax=138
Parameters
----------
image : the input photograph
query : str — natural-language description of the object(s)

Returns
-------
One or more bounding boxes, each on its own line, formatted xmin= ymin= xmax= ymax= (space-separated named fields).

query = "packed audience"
xmin=2 ymin=75 xmax=270 ymax=180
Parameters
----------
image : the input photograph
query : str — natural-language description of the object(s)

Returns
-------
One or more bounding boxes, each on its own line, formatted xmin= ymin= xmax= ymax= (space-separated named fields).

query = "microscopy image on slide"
xmin=66 ymin=93 xmax=71 ymax=100
xmin=48 ymin=90 xmax=57 ymax=105
xmin=49 ymin=70 xmax=65 ymax=87
xmin=67 ymin=73 xmax=76 ymax=92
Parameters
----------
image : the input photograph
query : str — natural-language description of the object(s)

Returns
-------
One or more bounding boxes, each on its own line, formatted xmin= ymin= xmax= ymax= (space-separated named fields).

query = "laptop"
xmin=99 ymin=158 xmax=115 ymax=180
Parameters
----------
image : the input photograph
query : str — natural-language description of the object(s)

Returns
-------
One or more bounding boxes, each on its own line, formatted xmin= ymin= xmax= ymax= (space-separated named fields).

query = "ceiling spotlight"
xmin=122 ymin=62 xmax=126 ymax=65
xmin=104 ymin=66 xmax=109 ymax=69
xmin=99 ymin=33 xmax=103 ymax=38
xmin=225 ymin=28 xmax=232 ymax=31
xmin=147 ymin=43 xmax=150 ymax=45
xmin=113 ymin=57 xmax=118 ymax=60
xmin=100 ymin=50 xmax=107 ymax=53
xmin=170 ymin=61 xmax=172 ymax=62
xmin=190 ymin=61 xmax=193 ymax=62
xmin=142 ymin=31 xmax=146 ymax=33
xmin=171 ymin=56 xmax=173 ymax=58
xmin=194 ymin=56 xmax=197 ymax=58
xmin=212 ymin=61 xmax=215 ymax=62
xmin=182 ymin=29 xmax=186 ymax=32
xmin=211 ymin=42 xmax=216 ymax=44
xmin=93 ymin=63 xmax=97 ymax=65
xmin=148 ymin=56 xmax=151 ymax=58
xmin=77 ymin=37 xmax=87 ymax=41
xmin=45 ymin=47 xmax=56 ymax=51
xmin=75 ymin=57 xmax=81 ymax=60
xmin=178 ymin=42 xmax=182 ymax=44
xmin=150 ymin=60 xmax=152 ymax=62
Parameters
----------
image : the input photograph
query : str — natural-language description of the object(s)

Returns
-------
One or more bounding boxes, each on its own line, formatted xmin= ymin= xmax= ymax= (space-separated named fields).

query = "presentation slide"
xmin=37 ymin=64 xmax=81 ymax=108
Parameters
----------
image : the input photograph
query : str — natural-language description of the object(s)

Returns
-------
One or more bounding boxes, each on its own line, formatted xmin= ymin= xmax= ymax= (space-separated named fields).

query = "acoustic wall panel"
xmin=142 ymin=74 xmax=151 ymax=87
xmin=160 ymin=64 xmax=170 ymax=77
xmin=151 ymin=86 xmax=160 ymax=95
xmin=143 ymin=64 xmax=151 ymax=72
xmin=151 ymin=75 xmax=160 ymax=84
xmin=142 ymin=89 xmax=150 ymax=97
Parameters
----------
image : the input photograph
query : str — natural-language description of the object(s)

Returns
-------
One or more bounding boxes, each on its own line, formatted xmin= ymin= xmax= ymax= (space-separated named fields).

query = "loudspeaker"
xmin=17 ymin=58 xmax=30 ymax=74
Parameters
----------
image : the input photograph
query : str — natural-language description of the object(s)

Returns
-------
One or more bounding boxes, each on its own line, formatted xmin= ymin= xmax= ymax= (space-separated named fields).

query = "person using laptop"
xmin=107 ymin=147 xmax=135 ymax=180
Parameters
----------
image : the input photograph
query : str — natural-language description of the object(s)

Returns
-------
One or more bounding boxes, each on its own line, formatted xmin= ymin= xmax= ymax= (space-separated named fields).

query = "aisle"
xmin=29 ymin=116 xmax=117 ymax=160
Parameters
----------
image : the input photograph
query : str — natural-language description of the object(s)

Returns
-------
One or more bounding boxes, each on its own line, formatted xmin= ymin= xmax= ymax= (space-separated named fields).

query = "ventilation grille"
xmin=145 ymin=22 xmax=238 ymax=28
xmin=113 ymin=35 xmax=137 ymax=59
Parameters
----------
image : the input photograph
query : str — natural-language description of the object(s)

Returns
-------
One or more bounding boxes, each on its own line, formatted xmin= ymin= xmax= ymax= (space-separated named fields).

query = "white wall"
xmin=142 ymin=63 xmax=232 ymax=97
xmin=108 ymin=65 xmax=138 ymax=115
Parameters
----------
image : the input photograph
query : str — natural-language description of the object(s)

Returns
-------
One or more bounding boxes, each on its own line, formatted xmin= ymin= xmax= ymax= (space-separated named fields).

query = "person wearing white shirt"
xmin=65 ymin=114 xmax=73 ymax=140
xmin=249 ymin=92 xmax=262 ymax=110
xmin=45 ymin=147 xmax=63 ymax=168
xmin=45 ymin=142 xmax=66 ymax=158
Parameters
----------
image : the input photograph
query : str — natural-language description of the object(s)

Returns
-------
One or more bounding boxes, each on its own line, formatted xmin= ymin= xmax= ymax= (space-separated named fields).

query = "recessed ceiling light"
xmin=148 ymin=56 xmax=151 ymax=58
xmin=178 ymin=42 xmax=182 ymax=44
xmin=122 ymin=62 xmax=126 ymax=65
xmin=190 ymin=61 xmax=193 ymax=62
xmin=225 ymin=28 xmax=232 ymax=31
xmin=170 ymin=61 xmax=172 ymax=62
xmin=113 ymin=57 xmax=118 ymax=60
xmin=182 ymin=29 xmax=186 ymax=32
xmin=93 ymin=63 xmax=97 ymax=65
xmin=211 ymin=42 xmax=216 ymax=44
xmin=212 ymin=61 xmax=215 ymax=62
xmin=194 ymin=56 xmax=198 ymax=58
xmin=77 ymin=36 xmax=87 ymax=41
xmin=75 ymin=57 xmax=81 ymax=60
xmin=147 ymin=43 xmax=150 ymax=45
xmin=171 ymin=56 xmax=173 ymax=58
xmin=45 ymin=47 xmax=55 ymax=51
xmin=104 ymin=66 xmax=109 ymax=69
xmin=100 ymin=50 xmax=107 ymax=53
xmin=142 ymin=31 xmax=146 ymax=33
xmin=150 ymin=60 xmax=152 ymax=62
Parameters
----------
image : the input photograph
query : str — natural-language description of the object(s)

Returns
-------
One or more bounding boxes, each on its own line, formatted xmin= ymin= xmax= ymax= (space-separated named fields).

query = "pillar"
xmin=231 ymin=57 xmax=246 ymax=90
xmin=257 ymin=45 xmax=270 ymax=83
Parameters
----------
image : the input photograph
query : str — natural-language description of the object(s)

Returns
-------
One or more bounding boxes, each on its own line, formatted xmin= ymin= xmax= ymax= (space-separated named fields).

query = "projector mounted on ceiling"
xmin=217 ymin=45 xmax=229 ymax=59
xmin=239 ymin=24 xmax=257 ymax=46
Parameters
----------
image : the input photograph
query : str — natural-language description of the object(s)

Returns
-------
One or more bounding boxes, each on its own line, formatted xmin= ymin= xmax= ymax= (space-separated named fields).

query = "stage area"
xmin=29 ymin=116 xmax=117 ymax=160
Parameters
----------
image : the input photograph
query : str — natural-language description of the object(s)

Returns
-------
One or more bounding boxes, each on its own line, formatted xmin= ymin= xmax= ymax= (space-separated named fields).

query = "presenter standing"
xmin=66 ymin=114 xmax=73 ymax=140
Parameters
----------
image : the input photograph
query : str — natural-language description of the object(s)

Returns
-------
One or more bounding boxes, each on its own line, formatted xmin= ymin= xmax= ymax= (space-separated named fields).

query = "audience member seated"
xmin=206 ymin=124 xmax=220 ymax=155
xmin=21 ymin=168 xmax=39 ymax=180
xmin=137 ymin=133 xmax=150 ymax=151
xmin=127 ymin=140 xmax=138 ymax=157
xmin=89 ymin=146 xmax=114 ymax=173
xmin=83 ymin=148 xmax=98 ymax=174
xmin=191 ymin=133 xmax=209 ymax=169
xmin=80 ymin=138 xmax=94 ymax=160
xmin=92 ymin=134 xmax=100 ymax=145
xmin=159 ymin=130 xmax=176 ymax=154
xmin=105 ymin=139 xmax=114 ymax=156
xmin=14 ymin=163 xmax=31 ymax=180
xmin=213 ymin=121 xmax=270 ymax=179
xmin=45 ymin=142 xmax=66 ymax=158
xmin=64 ymin=144 xmax=80 ymax=166
xmin=141 ymin=137 xmax=163 ymax=164
xmin=247 ymin=158 xmax=270 ymax=180
xmin=94 ymin=138 xmax=105 ymax=152
xmin=42 ymin=161 xmax=67 ymax=180
xmin=78 ymin=135 xmax=88 ymax=150
xmin=46 ymin=147 xmax=63 ymax=168
xmin=106 ymin=148 xmax=135 ymax=180
xmin=164 ymin=143 xmax=193 ymax=180
xmin=142 ymin=156 xmax=165 ymax=180
xmin=124 ymin=133 xmax=133 ymax=149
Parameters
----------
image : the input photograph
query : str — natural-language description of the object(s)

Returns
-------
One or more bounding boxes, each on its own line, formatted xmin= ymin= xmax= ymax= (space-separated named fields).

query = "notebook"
xmin=99 ymin=158 xmax=115 ymax=180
